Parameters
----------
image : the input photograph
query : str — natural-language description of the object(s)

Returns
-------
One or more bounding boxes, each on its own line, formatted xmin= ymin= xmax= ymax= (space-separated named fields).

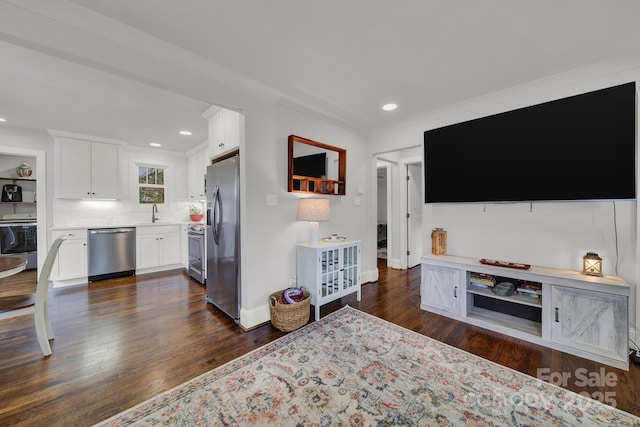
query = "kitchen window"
xmin=138 ymin=165 xmax=166 ymax=204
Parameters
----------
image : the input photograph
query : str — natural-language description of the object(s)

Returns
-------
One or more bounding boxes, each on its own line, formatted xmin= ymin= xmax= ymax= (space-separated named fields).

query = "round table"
xmin=0 ymin=257 xmax=27 ymax=279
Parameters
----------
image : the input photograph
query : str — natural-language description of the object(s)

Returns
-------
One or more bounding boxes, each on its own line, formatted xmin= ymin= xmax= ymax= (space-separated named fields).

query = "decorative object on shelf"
xmin=323 ymin=233 xmax=345 ymax=241
xmin=269 ymin=288 xmax=310 ymax=332
xmin=16 ymin=162 xmax=32 ymax=178
xmin=492 ymin=281 xmax=515 ymax=297
xmin=297 ymin=198 xmax=330 ymax=245
xmin=288 ymin=135 xmax=347 ymax=195
xmin=431 ymin=227 xmax=447 ymax=255
xmin=479 ymin=258 xmax=531 ymax=270
xmin=1 ymin=184 xmax=22 ymax=202
xmin=189 ymin=204 xmax=203 ymax=221
xmin=582 ymin=252 xmax=603 ymax=277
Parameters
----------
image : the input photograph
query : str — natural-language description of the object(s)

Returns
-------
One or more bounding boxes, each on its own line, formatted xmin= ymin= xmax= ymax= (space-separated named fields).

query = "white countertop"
xmin=50 ymin=221 xmax=194 ymax=231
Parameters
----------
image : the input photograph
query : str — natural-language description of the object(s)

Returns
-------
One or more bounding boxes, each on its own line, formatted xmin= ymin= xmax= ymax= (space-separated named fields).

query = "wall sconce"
xmin=582 ymin=252 xmax=603 ymax=277
xmin=297 ymin=198 xmax=330 ymax=245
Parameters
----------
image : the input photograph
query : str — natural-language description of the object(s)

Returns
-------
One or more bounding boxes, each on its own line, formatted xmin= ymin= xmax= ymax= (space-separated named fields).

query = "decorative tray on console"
xmin=479 ymin=259 xmax=531 ymax=270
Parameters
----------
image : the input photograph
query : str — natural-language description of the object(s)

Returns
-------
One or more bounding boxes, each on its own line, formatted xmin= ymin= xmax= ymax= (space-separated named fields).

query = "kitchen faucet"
xmin=152 ymin=203 xmax=158 ymax=223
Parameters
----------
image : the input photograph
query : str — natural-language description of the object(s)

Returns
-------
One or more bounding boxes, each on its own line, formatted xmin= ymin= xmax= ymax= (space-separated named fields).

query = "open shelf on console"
xmin=467 ymin=306 xmax=542 ymax=337
xmin=467 ymin=286 xmax=541 ymax=308
xmin=466 ymin=270 xmax=542 ymax=337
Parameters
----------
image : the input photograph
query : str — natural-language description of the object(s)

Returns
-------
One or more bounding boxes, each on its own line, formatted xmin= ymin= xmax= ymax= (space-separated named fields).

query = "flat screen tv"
xmin=424 ymin=82 xmax=636 ymax=203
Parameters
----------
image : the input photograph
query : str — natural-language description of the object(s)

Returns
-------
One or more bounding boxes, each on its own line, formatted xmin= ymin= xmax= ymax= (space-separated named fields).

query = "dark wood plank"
xmin=0 ymin=261 xmax=638 ymax=426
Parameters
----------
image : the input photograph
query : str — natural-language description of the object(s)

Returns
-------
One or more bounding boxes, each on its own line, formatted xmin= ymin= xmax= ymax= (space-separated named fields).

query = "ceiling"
xmin=1 ymin=0 xmax=640 ymax=152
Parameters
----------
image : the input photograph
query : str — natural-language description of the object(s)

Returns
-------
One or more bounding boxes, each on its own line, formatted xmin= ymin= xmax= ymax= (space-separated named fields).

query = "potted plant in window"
xmin=189 ymin=204 xmax=204 ymax=222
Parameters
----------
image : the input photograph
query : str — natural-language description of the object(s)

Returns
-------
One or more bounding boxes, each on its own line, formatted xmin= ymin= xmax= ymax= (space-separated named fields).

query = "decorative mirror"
xmin=288 ymin=135 xmax=346 ymax=195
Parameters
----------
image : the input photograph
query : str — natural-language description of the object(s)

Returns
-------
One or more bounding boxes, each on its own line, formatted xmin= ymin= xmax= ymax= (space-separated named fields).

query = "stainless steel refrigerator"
xmin=206 ymin=153 xmax=240 ymax=323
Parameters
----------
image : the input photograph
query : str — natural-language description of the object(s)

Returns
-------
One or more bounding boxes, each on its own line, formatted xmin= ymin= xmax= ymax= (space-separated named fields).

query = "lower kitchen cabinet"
xmin=50 ymin=229 xmax=87 ymax=286
xmin=136 ymin=225 xmax=181 ymax=271
xmin=180 ymin=224 xmax=189 ymax=269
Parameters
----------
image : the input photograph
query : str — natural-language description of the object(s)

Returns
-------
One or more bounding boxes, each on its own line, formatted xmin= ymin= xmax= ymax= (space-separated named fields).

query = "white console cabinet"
xmin=550 ymin=286 xmax=628 ymax=364
xmin=296 ymin=240 xmax=361 ymax=321
xmin=421 ymin=265 xmax=460 ymax=315
xmin=420 ymin=254 xmax=630 ymax=369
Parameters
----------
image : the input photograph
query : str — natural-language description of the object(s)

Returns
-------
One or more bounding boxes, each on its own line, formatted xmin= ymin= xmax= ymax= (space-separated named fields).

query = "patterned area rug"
xmin=96 ymin=306 xmax=639 ymax=426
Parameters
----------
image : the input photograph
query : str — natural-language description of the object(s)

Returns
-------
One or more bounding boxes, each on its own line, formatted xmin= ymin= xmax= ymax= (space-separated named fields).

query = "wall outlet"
xmin=289 ymin=277 xmax=296 ymax=287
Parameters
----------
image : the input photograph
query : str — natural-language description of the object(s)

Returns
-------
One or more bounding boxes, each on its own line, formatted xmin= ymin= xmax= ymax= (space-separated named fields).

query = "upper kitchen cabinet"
xmin=50 ymin=131 xmax=124 ymax=199
xmin=202 ymin=106 xmax=241 ymax=160
xmin=187 ymin=144 xmax=208 ymax=201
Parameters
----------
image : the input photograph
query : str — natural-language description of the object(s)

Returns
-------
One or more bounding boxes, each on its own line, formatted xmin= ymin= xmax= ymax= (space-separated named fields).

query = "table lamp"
xmin=297 ymin=198 xmax=330 ymax=245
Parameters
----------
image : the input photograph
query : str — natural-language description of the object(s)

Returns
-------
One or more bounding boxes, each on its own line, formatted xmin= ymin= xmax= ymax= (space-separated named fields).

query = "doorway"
xmin=373 ymin=148 xmax=422 ymax=271
xmin=376 ymin=163 xmax=390 ymax=264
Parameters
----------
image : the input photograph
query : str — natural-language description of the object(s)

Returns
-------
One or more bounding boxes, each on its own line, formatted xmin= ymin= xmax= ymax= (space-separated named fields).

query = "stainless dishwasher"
xmin=88 ymin=227 xmax=136 ymax=282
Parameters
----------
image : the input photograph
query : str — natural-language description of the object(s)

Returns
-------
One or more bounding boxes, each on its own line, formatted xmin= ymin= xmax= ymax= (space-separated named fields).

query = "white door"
xmin=407 ymin=163 xmax=422 ymax=268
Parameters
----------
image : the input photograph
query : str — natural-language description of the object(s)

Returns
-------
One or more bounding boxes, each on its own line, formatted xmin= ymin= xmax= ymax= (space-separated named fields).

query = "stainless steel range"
xmin=0 ymin=213 xmax=37 ymax=270
xmin=187 ymin=224 xmax=205 ymax=284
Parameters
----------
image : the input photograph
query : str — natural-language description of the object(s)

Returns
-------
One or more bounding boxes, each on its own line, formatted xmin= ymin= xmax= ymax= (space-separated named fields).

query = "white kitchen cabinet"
xmin=202 ymin=107 xmax=241 ymax=160
xmin=50 ymin=229 xmax=87 ymax=285
xmin=421 ymin=264 xmax=461 ymax=316
xmin=180 ymin=224 xmax=189 ymax=269
xmin=550 ymin=285 xmax=628 ymax=364
xmin=136 ymin=225 xmax=181 ymax=271
xmin=187 ymin=148 xmax=207 ymax=201
xmin=296 ymin=240 xmax=361 ymax=321
xmin=52 ymin=134 xmax=122 ymax=199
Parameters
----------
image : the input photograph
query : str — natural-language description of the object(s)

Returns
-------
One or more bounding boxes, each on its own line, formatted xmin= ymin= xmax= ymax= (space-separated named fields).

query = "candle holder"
xmin=582 ymin=252 xmax=603 ymax=277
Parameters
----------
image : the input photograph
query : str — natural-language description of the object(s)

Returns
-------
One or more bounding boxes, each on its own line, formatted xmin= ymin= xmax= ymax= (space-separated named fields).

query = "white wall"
xmin=239 ymin=102 xmax=371 ymax=327
xmin=368 ymin=56 xmax=640 ymax=336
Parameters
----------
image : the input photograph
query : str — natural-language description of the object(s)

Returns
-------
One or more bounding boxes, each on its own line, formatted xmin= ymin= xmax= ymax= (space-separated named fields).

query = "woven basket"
xmin=269 ymin=289 xmax=310 ymax=332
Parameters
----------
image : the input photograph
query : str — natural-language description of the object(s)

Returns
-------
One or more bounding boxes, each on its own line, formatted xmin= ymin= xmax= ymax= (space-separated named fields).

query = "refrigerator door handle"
xmin=212 ymin=185 xmax=220 ymax=244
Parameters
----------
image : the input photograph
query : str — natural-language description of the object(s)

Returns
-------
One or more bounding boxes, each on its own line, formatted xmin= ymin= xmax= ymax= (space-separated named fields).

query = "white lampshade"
xmin=297 ymin=198 xmax=331 ymax=222
xmin=298 ymin=198 xmax=330 ymax=244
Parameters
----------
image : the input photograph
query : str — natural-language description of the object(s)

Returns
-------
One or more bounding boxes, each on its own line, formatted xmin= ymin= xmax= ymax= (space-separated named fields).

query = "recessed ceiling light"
xmin=149 ymin=142 xmax=162 ymax=147
xmin=179 ymin=130 xmax=192 ymax=136
xmin=382 ymin=103 xmax=398 ymax=111
xmin=0 ymin=117 xmax=6 ymax=122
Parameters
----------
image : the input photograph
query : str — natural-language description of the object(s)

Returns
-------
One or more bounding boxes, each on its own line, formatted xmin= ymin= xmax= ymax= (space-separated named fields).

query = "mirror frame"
xmin=288 ymin=135 xmax=346 ymax=195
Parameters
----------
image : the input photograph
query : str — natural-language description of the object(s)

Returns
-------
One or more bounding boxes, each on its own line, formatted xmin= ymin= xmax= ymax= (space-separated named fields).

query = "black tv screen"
xmin=294 ymin=152 xmax=326 ymax=178
xmin=424 ymin=82 xmax=636 ymax=203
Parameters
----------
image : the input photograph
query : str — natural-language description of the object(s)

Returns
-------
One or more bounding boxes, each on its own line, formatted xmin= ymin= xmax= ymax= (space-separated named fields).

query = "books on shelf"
xmin=516 ymin=281 xmax=542 ymax=299
xmin=469 ymin=272 xmax=496 ymax=289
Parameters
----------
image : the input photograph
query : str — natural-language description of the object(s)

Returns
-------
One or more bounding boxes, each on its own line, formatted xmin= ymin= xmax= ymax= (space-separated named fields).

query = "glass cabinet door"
xmin=320 ymin=248 xmax=340 ymax=297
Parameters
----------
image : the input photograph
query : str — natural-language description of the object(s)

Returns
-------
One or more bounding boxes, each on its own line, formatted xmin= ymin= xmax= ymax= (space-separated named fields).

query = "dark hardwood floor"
xmin=1 ymin=259 xmax=639 ymax=426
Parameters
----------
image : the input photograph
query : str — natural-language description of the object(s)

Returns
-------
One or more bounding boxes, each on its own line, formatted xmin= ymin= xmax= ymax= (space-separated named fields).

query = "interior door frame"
xmin=405 ymin=160 xmax=423 ymax=268
xmin=0 ymin=145 xmax=47 ymax=274
xmin=398 ymin=156 xmax=422 ymax=269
